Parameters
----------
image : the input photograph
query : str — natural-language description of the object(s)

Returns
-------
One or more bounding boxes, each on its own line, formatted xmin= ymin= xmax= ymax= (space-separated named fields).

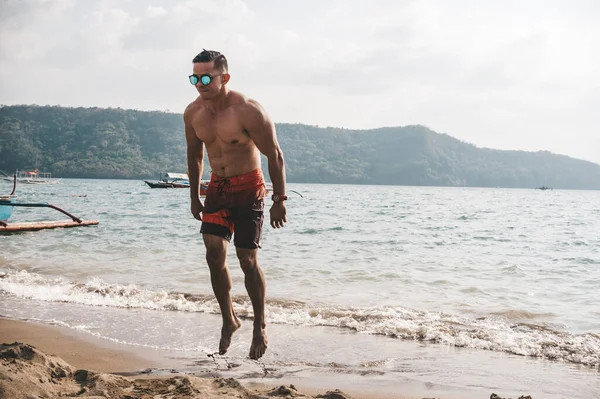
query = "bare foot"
xmin=249 ymin=329 xmax=268 ymax=360
xmin=219 ymin=317 xmax=241 ymax=355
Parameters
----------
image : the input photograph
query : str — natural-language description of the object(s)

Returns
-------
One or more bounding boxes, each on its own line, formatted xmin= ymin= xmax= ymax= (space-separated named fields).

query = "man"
xmin=183 ymin=49 xmax=287 ymax=360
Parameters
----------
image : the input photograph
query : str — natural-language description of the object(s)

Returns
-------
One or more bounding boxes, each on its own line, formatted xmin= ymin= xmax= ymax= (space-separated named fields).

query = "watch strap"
xmin=272 ymin=194 xmax=288 ymax=202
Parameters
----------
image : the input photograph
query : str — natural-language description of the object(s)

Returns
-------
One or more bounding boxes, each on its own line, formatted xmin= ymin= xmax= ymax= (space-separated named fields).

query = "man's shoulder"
xmin=229 ymin=91 xmax=266 ymax=116
xmin=226 ymin=90 xmax=248 ymax=106
xmin=229 ymin=93 xmax=272 ymax=130
xmin=183 ymin=98 xmax=202 ymax=120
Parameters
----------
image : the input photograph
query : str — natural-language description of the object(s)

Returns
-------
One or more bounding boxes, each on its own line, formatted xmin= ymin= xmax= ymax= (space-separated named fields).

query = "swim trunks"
xmin=200 ymin=169 xmax=267 ymax=249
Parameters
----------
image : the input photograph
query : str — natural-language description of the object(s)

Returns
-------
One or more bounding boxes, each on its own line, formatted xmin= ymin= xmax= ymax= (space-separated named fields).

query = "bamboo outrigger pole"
xmin=0 ymin=174 xmax=99 ymax=233
xmin=0 ymin=201 xmax=99 ymax=233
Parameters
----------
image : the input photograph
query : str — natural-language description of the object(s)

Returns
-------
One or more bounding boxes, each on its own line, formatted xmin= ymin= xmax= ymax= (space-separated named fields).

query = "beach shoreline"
xmin=0 ymin=316 xmax=510 ymax=399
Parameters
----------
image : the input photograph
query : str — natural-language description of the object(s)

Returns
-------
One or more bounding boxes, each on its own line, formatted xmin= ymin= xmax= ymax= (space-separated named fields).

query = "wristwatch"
xmin=271 ymin=194 xmax=288 ymax=203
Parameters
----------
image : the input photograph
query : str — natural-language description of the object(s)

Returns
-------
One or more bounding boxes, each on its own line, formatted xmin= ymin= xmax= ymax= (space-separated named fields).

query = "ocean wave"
xmin=298 ymin=226 xmax=343 ymax=234
xmin=489 ymin=310 xmax=556 ymax=320
xmin=1 ymin=270 xmax=598 ymax=368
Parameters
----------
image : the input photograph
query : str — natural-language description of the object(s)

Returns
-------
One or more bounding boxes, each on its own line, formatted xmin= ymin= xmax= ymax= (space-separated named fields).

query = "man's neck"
xmin=203 ymin=88 xmax=231 ymax=112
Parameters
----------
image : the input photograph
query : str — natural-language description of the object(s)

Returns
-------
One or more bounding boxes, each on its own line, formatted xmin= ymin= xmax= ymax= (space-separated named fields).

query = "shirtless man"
xmin=183 ymin=49 xmax=287 ymax=360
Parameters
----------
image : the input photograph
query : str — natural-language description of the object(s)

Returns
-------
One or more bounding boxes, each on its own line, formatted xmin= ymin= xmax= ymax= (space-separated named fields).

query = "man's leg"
xmin=236 ymin=247 xmax=268 ymax=360
xmin=203 ymin=233 xmax=241 ymax=355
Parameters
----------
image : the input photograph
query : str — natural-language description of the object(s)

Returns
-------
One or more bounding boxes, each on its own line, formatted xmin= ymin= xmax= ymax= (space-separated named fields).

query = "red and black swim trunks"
xmin=200 ymin=169 xmax=267 ymax=249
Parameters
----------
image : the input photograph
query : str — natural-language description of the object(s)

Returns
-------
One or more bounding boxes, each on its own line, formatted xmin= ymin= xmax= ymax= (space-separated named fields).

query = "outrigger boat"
xmin=143 ymin=172 xmax=274 ymax=197
xmin=0 ymin=175 xmax=98 ymax=233
xmin=2 ymin=169 xmax=61 ymax=184
xmin=144 ymin=173 xmax=193 ymax=189
xmin=144 ymin=173 xmax=213 ymax=195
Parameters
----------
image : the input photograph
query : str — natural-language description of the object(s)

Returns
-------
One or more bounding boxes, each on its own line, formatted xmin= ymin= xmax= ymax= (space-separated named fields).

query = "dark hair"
xmin=192 ymin=49 xmax=228 ymax=73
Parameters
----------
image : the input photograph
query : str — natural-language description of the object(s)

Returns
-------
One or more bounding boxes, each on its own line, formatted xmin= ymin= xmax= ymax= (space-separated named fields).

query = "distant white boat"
xmin=2 ymin=169 xmax=61 ymax=185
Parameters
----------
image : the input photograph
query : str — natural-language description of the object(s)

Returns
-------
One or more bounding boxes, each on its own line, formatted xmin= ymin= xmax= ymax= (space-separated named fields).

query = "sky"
xmin=1 ymin=0 xmax=599 ymax=164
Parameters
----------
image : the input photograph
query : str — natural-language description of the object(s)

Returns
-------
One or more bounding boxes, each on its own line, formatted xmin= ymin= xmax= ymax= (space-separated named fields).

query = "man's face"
xmin=191 ymin=61 xmax=229 ymax=99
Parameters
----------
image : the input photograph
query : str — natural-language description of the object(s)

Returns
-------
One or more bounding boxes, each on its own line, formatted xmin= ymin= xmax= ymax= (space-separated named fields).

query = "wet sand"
xmin=0 ymin=317 xmax=532 ymax=399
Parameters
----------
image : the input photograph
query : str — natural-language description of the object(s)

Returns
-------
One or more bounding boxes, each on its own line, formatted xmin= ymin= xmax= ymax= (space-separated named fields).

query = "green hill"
xmin=1 ymin=104 xmax=599 ymax=189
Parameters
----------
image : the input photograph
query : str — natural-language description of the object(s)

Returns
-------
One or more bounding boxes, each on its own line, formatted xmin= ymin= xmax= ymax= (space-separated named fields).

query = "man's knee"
xmin=206 ymin=250 xmax=226 ymax=269
xmin=236 ymin=248 xmax=258 ymax=272
xmin=203 ymin=234 xmax=227 ymax=269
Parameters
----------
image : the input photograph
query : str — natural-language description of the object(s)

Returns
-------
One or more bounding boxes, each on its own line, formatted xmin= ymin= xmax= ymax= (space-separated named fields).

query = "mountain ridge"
xmin=1 ymin=104 xmax=599 ymax=190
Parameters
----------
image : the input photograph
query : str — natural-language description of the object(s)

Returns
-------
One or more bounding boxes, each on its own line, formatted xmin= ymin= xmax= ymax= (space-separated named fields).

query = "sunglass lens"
xmin=189 ymin=75 xmax=198 ymax=85
xmin=200 ymin=75 xmax=211 ymax=85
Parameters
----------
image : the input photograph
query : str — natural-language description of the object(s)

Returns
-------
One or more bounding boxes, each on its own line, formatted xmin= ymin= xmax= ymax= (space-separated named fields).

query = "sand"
xmin=0 ymin=317 xmax=532 ymax=399
xmin=0 ymin=318 xmax=157 ymax=375
xmin=0 ymin=341 xmax=355 ymax=399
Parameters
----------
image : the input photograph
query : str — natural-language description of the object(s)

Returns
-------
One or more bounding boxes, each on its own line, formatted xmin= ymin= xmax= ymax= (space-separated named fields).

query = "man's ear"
xmin=222 ymin=73 xmax=231 ymax=84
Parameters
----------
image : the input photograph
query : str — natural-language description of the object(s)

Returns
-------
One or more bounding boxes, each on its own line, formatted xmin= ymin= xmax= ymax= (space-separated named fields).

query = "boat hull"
xmin=0 ymin=202 xmax=14 ymax=221
xmin=144 ymin=181 xmax=182 ymax=188
xmin=19 ymin=178 xmax=61 ymax=184
xmin=144 ymin=181 xmax=209 ymax=195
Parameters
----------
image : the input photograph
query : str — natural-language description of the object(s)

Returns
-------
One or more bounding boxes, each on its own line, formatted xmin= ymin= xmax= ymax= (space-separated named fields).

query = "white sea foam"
xmin=1 ymin=270 xmax=598 ymax=367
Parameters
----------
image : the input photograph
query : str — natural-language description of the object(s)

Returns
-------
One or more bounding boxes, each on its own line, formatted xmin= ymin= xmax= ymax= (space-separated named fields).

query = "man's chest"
xmin=192 ymin=110 xmax=247 ymax=144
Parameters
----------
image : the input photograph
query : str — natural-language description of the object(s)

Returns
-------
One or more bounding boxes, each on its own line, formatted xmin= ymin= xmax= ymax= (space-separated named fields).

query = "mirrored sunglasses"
xmin=189 ymin=73 xmax=221 ymax=86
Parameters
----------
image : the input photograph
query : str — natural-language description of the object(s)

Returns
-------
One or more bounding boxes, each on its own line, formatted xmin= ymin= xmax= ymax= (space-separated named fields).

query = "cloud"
xmin=0 ymin=0 xmax=599 ymax=164
xmin=146 ymin=5 xmax=166 ymax=17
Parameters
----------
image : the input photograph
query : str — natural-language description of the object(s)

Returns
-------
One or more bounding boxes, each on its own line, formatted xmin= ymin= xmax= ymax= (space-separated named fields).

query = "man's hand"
xmin=270 ymin=201 xmax=287 ymax=228
xmin=191 ymin=198 xmax=204 ymax=221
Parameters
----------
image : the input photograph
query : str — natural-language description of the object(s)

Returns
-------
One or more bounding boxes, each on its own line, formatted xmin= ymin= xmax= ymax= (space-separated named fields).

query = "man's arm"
xmin=243 ymin=100 xmax=286 ymax=198
xmin=184 ymin=106 xmax=204 ymax=220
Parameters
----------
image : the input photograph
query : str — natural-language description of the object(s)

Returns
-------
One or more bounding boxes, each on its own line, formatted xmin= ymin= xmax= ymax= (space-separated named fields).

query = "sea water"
xmin=1 ymin=179 xmax=598 ymax=398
